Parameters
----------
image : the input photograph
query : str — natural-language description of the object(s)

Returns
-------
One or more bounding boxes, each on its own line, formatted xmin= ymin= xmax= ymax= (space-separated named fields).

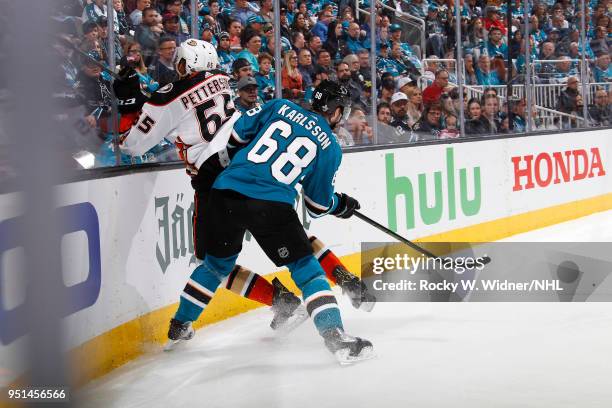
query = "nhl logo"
xmin=278 ymin=247 xmax=290 ymax=259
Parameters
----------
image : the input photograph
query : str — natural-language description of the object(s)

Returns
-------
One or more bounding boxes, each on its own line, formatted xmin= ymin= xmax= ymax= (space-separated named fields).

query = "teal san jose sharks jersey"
xmin=214 ymin=99 xmax=342 ymax=217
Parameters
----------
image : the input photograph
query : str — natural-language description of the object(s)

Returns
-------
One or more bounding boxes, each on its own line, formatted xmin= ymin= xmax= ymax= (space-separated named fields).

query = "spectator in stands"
xmin=510 ymin=98 xmax=528 ymax=132
xmin=236 ymin=31 xmax=262 ymax=72
xmin=130 ymin=0 xmax=151 ymax=26
xmin=136 ymin=7 xmax=163 ymax=64
xmin=260 ymin=0 xmax=273 ymax=24
xmin=201 ymin=23 xmax=216 ymax=46
xmin=389 ymin=92 xmax=412 ymax=135
xmin=463 ymin=53 xmax=478 ymax=85
xmin=377 ymin=102 xmax=392 ymax=125
xmin=316 ymin=49 xmax=333 ymax=75
xmin=312 ymin=9 xmax=333 ymax=43
xmin=246 ymin=15 xmax=266 ymax=35
xmin=405 ymin=86 xmax=424 ymax=127
xmin=114 ymin=0 xmax=132 ymax=36
xmin=483 ymin=6 xmax=506 ymax=35
xmin=530 ymin=15 xmax=547 ymax=46
xmin=298 ymin=48 xmax=315 ymax=89
xmin=593 ymin=52 xmax=612 ymax=83
xmin=230 ymin=58 xmax=253 ymax=92
xmin=77 ymin=50 xmax=112 ymax=130
xmin=441 ymin=92 xmax=457 ymax=119
xmin=475 ymin=55 xmax=502 ymax=85
xmin=148 ymin=36 xmax=178 ymax=86
xmin=422 ymin=69 xmax=449 ymax=106
xmin=228 ymin=19 xmax=243 ymax=52
xmin=336 ymin=61 xmax=364 ymax=106
xmin=96 ymin=18 xmax=123 ymax=61
xmin=425 ymin=5 xmax=446 ymax=58
xmin=481 ymin=94 xmax=502 ymax=134
xmin=291 ymin=12 xmax=310 ymax=36
xmin=588 ymin=89 xmax=611 ymax=126
xmin=439 ymin=114 xmax=460 ymax=139
xmin=234 ymin=76 xmax=260 ymax=112
xmin=376 ymin=43 xmax=401 ymax=77
xmin=557 ymin=76 xmax=581 ymax=115
xmin=232 ymin=0 xmax=258 ymax=26
xmin=324 ymin=21 xmax=344 ymax=61
xmin=165 ymin=0 xmax=190 ymax=37
xmin=308 ymin=36 xmax=324 ymax=63
xmin=344 ymin=106 xmax=373 ymax=145
xmin=163 ymin=12 xmax=189 ymax=45
xmin=483 ymin=27 xmax=508 ymax=59
xmin=217 ymin=32 xmax=236 ymax=74
xmin=255 ymin=53 xmax=275 ymax=102
xmin=378 ymin=77 xmax=396 ymax=105
xmin=123 ymin=39 xmax=158 ymax=91
xmin=80 ymin=21 xmax=100 ymax=53
xmin=389 ymin=24 xmax=421 ymax=70
xmin=465 ymin=98 xmax=489 ymax=134
xmin=291 ymin=31 xmax=306 ymax=52
xmin=405 ymin=0 xmax=427 ymax=19
xmin=341 ymin=22 xmax=367 ymax=56
xmin=207 ymin=0 xmax=224 ymax=34
xmin=412 ymin=102 xmax=443 ymax=140
xmin=466 ymin=17 xmax=486 ymax=54
xmin=342 ymin=54 xmax=360 ymax=82
xmin=281 ymin=50 xmax=304 ymax=102
xmin=82 ymin=0 xmax=108 ymax=24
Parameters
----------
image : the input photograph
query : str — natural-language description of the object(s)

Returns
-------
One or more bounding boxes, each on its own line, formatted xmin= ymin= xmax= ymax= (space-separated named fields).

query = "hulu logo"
xmin=386 ymin=147 xmax=481 ymax=231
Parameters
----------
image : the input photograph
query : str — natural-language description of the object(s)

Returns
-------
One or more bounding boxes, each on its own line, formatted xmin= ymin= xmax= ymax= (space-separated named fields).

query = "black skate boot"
xmin=164 ymin=318 xmax=195 ymax=351
xmin=332 ymin=266 xmax=376 ymax=312
xmin=270 ymin=278 xmax=308 ymax=333
xmin=322 ymin=327 xmax=374 ymax=365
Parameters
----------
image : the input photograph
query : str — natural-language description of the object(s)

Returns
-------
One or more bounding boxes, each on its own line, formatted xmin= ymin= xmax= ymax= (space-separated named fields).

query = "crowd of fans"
xmin=53 ymin=0 xmax=611 ymax=156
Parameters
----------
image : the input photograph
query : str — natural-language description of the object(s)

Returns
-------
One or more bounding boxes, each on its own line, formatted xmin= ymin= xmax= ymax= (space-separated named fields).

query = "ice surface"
xmin=77 ymin=210 xmax=612 ymax=408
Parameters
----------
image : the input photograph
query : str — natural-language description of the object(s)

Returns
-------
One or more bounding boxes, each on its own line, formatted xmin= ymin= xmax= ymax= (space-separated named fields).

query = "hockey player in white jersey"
xmin=120 ymin=40 xmax=375 ymax=350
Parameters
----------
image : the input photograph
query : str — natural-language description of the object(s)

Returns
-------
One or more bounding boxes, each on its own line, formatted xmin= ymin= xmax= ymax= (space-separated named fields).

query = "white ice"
xmin=77 ymin=210 xmax=612 ymax=408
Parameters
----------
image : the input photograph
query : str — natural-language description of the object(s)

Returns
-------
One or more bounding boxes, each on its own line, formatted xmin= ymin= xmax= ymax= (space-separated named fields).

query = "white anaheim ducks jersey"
xmin=121 ymin=70 xmax=241 ymax=182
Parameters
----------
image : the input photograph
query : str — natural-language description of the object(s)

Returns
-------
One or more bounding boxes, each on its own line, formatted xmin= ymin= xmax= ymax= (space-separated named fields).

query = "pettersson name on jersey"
xmin=277 ymin=104 xmax=332 ymax=150
xmin=180 ymin=76 xmax=231 ymax=111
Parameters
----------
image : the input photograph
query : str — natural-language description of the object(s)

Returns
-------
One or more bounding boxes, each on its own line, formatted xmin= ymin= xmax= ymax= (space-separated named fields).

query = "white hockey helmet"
xmin=174 ymin=39 xmax=219 ymax=77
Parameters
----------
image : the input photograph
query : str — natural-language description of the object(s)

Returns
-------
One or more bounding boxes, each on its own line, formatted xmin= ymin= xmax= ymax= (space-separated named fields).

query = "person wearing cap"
xmin=216 ymin=32 xmax=236 ymax=75
xmin=483 ymin=5 xmax=507 ymax=35
xmin=201 ymin=22 xmax=217 ymax=46
xmin=234 ymin=76 xmax=261 ymax=113
xmin=376 ymin=42 xmax=402 ymax=77
xmin=76 ymin=49 xmax=112 ymax=129
xmin=389 ymin=24 xmax=422 ymax=70
xmin=397 ymin=75 xmax=416 ymax=97
xmin=236 ymin=31 xmax=262 ymax=72
xmin=231 ymin=0 xmax=258 ymax=27
xmin=230 ymin=58 xmax=253 ymax=93
xmin=246 ymin=14 xmax=266 ymax=34
xmin=162 ymin=12 xmax=189 ymax=45
xmin=389 ymin=92 xmax=412 ymax=136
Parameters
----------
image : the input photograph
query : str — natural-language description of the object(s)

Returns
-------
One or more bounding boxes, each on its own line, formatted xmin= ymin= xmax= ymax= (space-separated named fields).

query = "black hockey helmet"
xmin=311 ymin=80 xmax=352 ymax=121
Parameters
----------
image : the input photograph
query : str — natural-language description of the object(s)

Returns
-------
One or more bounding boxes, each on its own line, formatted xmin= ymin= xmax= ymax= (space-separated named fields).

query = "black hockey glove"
xmin=331 ymin=193 xmax=360 ymax=219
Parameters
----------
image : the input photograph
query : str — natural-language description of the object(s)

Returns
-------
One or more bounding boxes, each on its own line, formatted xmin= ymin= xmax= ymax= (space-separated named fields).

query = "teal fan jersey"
xmin=214 ymin=99 xmax=342 ymax=217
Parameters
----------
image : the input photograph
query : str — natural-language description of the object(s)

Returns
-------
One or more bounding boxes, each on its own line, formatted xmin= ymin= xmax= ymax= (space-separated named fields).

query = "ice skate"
xmin=270 ymin=277 xmax=308 ymax=333
xmin=322 ymin=327 xmax=374 ymax=365
xmin=164 ymin=319 xmax=195 ymax=351
xmin=332 ymin=266 xmax=376 ymax=312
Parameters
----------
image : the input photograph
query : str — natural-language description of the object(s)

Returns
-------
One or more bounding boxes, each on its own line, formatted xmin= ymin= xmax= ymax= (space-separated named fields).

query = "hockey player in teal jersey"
xmin=172 ymin=81 xmax=374 ymax=364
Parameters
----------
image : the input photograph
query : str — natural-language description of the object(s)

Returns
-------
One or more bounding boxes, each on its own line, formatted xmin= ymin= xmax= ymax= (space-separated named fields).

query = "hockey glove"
xmin=331 ymin=193 xmax=360 ymax=219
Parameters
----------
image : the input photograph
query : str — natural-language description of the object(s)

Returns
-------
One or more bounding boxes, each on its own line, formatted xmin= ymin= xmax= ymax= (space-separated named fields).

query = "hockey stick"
xmin=354 ymin=211 xmax=491 ymax=265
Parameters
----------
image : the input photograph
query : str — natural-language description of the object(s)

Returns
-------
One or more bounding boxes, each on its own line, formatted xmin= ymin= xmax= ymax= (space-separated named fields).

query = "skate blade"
xmin=359 ymin=300 xmax=376 ymax=313
xmin=163 ymin=339 xmax=183 ymax=352
xmin=335 ymin=346 xmax=376 ymax=366
xmin=272 ymin=305 xmax=309 ymax=336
